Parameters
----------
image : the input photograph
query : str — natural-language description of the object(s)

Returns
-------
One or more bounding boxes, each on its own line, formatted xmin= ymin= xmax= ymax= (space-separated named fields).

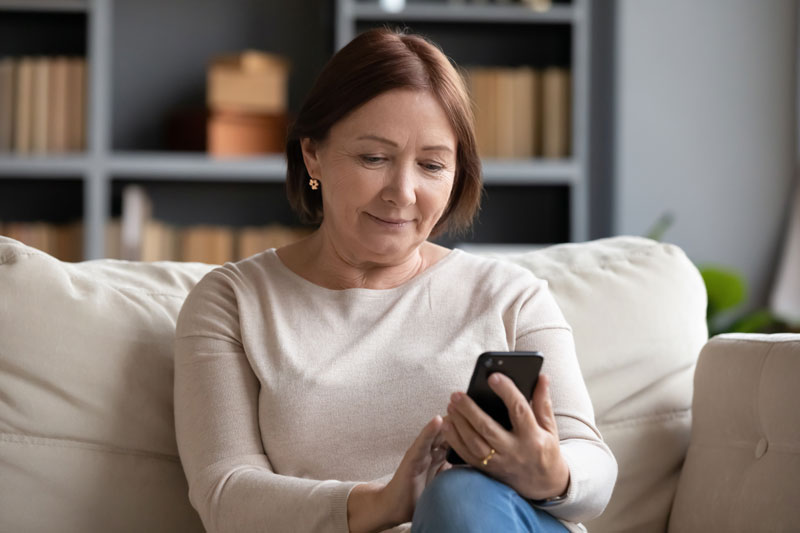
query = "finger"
xmin=446 ymin=404 xmax=491 ymax=461
xmin=488 ymin=372 xmax=536 ymax=434
xmin=531 ymin=374 xmax=558 ymax=434
xmin=412 ymin=415 xmax=443 ymax=456
xmin=449 ymin=392 xmax=513 ymax=452
xmin=442 ymin=415 xmax=477 ymax=465
xmin=431 ymin=429 xmax=448 ymax=451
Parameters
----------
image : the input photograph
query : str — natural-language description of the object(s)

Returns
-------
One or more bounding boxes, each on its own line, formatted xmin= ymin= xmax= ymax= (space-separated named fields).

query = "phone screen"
xmin=446 ymin=351 xmax=543 ymax=465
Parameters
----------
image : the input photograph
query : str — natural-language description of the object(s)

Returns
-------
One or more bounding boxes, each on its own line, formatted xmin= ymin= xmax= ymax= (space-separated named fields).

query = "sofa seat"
xmin=1 ymin=234 xmax=798 ymax=532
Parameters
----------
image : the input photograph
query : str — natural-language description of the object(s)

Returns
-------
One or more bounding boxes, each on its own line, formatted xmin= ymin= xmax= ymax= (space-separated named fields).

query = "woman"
xmin=174 ymin=27 xmax=617 ymax=533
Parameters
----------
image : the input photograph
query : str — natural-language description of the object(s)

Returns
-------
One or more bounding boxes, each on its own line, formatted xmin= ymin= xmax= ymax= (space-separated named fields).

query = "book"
xmin=105 ymin=218 xmax=122 ymax=259
xmin=67 ymin=57 xmax=86 ymax=152
xmin=75 ymin=58 xmax=86 ymax=151
xmin=0 ymin=220 xmax=82 ymax=261
xmin=207 ymin=50 xmax=290 ymax=114
xmin=49 ymin=56 xmax=70 ymax=153
xmin=495 ymin=68 xmax=515 ymax=159
xmin=237 ymin=224 xmax=312 ymax=259
xmin=541 ymin=67 xmax=571 ymax=158
xmin=180 ymin=225 xmax=235 ymax=264
xmin=512 ymin=66 xmax=538 ymax=158
xmin=31 ymin=57 xmax=50 ymax=154
xmin=467 ymin=67 xmax=495 ymax=158
xmin=120 ymin=184 xmax=153 ymax=261
xmin=14 ymin=57 xmax=34 ymax=154
xmin=141 ymin=220 xmax=179 ymax=262
xmin=53 ymin=220 xmax=83 ymax=262
xmin=0 ymin=57 xmax=14 ymax=152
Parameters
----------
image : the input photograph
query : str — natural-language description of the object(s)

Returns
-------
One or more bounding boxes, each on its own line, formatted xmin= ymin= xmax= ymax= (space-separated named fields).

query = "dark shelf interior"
xmin=0 ymin=178 xmax=83 ymax=223
xmin=355 ymin=20 xmax=571 ymax=68
xmin=0 ymin=11 xmax=86 ymax=56
xmin=111 ymin=0 xmax=334 ymax=152
xmin=437 ymin=184 xmax=569 ymax=246
xmin=110 ymin=179 xmax=309 ymax=228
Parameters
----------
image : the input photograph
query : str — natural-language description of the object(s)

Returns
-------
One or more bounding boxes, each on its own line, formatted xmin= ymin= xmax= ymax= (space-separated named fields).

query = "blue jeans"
xmin=411 ymin=467 xmax=568 ymax=533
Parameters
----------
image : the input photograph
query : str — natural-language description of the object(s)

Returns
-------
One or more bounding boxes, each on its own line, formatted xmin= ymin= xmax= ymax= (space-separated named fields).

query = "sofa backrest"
xmin=0 ymin=235 xmax=707 ymax=532
xmin=0 ymin=236 xmax=214 ymax=532
xmin=495 ymin=237 xmax=708 ymax=532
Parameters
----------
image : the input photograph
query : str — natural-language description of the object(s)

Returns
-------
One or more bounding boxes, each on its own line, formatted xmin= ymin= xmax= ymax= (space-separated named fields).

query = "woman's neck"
xmin=277 ymin=230 xmax=448 ymax=291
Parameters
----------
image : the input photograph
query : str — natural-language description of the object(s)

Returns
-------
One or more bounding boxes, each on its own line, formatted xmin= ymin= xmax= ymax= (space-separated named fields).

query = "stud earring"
xmin=309 ymin=178 xmax=320 ymax=190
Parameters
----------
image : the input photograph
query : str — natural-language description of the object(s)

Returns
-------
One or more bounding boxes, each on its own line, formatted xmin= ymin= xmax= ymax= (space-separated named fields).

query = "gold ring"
xmin=481 ymin=448 xmax=496 ymax=466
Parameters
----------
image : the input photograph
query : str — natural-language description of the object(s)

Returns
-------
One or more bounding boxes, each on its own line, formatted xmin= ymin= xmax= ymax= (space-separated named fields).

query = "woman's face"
xmin=301 ymin=89 xmax=457 ymax=264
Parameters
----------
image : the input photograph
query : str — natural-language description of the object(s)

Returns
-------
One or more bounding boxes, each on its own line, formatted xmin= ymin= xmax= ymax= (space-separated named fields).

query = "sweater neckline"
xmin=265 ymin=247 xmax=462 ymax=297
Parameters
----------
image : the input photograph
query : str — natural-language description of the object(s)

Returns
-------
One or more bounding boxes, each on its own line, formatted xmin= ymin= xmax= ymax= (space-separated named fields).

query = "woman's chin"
xmin=356 ymin=236 xmax=421 ymax=262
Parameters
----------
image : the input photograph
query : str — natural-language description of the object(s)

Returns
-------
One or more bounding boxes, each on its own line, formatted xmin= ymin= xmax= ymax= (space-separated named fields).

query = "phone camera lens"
xmin=498 ymin=359 xmax=504 ymax=365
xmin=484 ymin=358 xmax=493 ymax=368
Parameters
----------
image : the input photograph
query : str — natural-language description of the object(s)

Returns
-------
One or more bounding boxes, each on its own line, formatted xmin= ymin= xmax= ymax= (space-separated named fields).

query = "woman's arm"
xmin=174 ymin=271 xmax=362 ymax=533
xmin=442 ymin=275 xmax=617 ymax=524
xmin=511 ymin=284 xmax=618 ymax=522
xmin=174 ymin=331 xmax=361 ymax=533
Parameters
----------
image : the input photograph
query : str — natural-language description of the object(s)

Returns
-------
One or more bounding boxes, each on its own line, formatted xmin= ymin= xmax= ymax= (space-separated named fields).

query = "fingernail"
xmin=489 ymin=373 xmax=501 ymax=384
xmin=451 ymin=392 xmax=462 ymax=402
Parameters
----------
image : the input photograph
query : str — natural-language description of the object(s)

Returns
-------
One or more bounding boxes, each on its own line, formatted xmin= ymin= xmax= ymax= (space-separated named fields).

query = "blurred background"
xmin=0 ymin=0 xmax=798 ymax=333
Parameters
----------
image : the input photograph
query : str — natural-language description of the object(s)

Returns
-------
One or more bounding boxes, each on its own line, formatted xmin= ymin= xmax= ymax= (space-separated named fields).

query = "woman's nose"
xmin=382 ymin=163 xmax=417 ymax=207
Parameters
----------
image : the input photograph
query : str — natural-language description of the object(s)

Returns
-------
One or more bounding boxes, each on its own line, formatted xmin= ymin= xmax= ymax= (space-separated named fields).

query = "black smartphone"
xmin=446 ymin=351 xmax=544 ymax=465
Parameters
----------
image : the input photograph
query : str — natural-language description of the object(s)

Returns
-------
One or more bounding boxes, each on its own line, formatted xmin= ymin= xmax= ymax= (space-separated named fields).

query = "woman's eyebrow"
xmin=355 ymin=134 xmax=453 ymax=153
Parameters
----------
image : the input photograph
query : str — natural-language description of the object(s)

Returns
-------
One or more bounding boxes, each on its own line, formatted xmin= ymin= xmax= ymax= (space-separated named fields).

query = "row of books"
xmin=0 ymin=219 xmax=312 ymax=264
xmin=109 ymin=219 xmax=312 ymax=264
xmin=465 ymin=66 xmax=570 ymax=159
xmin=0 ymin=220 xmax=83 ymax=262
xmin=0 ymin=56 xmax=88 ymax=154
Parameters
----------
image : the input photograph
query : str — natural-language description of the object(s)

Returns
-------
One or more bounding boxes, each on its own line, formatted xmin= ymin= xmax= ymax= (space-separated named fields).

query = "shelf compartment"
xmin=0 ymin=9 xmax=86 ymax=56
xmin=436 ymin=183 xmax=569 ymax=247
xmin=0 ymin=176 xmax=83 ymax=221
xmin=109 ymin=178 xmax=303 ymax=228
xmin=351 ymin=2 xmax=576 ymax=24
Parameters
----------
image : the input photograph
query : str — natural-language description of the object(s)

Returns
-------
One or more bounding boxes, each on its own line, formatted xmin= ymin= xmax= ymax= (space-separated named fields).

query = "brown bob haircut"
xmin=285 ymin=27 xmax=482 ymax=237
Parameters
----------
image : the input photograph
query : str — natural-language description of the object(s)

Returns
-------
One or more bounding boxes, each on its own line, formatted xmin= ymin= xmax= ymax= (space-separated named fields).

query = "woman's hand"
xmin=347 ymin=416 xmax=449 ymax=532
xmin=441 ymin=373 xmax=570 ymax=501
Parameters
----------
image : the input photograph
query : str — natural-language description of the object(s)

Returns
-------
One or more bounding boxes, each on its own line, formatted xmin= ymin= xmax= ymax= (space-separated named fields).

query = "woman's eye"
xmin=423 ymin=163 xmax=444 ymax=172
xmin=361 ymin=155 xmax=384 ymax=164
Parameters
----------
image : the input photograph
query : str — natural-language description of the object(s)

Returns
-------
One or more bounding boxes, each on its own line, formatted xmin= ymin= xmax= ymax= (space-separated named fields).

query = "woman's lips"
xmin=366 ymin=212 xmax=412 ymax=227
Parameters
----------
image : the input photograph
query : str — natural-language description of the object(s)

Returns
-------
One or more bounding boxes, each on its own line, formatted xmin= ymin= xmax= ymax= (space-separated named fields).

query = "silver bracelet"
xmin=530 ymin=492 xmax=568 ymax=507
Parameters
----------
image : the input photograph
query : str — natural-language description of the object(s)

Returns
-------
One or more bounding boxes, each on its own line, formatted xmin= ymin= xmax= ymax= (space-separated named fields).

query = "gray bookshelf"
xmin=0 ymin=0 xmax=593 ymax=260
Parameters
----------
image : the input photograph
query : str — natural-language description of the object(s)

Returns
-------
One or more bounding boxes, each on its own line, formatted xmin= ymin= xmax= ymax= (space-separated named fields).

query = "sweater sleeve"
xmin=512 ymin=278 xmax=618 ymax=523
xmin=173 ymin=270 xmax=360 ymax=533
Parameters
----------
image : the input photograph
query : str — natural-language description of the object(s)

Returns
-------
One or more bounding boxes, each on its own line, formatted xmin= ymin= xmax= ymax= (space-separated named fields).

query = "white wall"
xmin=614 ymin=0 xmax=797 ymax=312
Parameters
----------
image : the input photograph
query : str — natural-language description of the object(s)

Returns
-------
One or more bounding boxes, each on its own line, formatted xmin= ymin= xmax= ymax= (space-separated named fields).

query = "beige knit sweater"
xmin=173 ymin=248 xmax=617 ymax=533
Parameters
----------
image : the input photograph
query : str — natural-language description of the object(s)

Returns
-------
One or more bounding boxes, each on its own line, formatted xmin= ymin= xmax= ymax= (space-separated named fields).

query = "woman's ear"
xmin=300 ymin=137 xmax=321 ymax=180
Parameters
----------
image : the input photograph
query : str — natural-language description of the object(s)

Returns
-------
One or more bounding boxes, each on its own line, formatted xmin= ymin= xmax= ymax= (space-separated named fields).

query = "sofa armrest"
xmin=668 ymin=333 xmax=800 ymax=533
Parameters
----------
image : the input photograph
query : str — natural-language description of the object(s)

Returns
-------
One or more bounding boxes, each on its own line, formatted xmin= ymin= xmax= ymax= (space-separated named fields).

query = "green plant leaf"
xmin=700 ymin=265 xmax=746 ymax=318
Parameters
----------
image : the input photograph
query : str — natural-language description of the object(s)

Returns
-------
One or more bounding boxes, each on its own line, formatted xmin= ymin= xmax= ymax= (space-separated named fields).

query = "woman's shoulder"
xmin=444 ymin=248 xmax=543 ymax=284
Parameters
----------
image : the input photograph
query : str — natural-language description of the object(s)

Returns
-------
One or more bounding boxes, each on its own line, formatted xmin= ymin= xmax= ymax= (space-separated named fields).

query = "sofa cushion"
xmin=668 ymin=333 xmax=800 ymax=533
xmin=496 ymin=237 xmax=708 ymax=532
xmin=0 ymin=235 xmax=708 ymax=532
xmin=0 ymin=236 xmax=213 ymax=532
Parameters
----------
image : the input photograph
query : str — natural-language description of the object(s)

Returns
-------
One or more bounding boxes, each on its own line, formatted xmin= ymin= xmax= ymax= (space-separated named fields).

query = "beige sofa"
xmin=1 ymin=234 xmax=797 ymax=532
